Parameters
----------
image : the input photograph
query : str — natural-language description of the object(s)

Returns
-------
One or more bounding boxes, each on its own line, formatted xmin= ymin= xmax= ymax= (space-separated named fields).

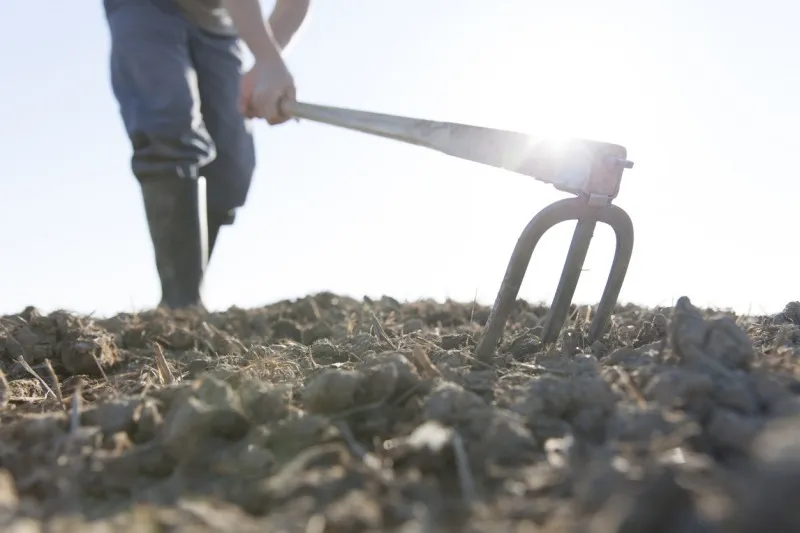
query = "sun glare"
xmin=443 ymin=21 xmax=640 ymax=149
xmin=419 ymin=17 xmax=657 ymax=310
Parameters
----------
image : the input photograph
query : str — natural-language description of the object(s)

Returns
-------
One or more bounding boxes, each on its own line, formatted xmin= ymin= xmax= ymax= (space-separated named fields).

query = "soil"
xmin=1 ymin=293 xmax=799 ymax=532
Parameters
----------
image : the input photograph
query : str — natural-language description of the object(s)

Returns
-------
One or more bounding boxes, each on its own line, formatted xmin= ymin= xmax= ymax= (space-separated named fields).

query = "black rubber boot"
xmin=140 ymin=176 xmax=209 ymax=310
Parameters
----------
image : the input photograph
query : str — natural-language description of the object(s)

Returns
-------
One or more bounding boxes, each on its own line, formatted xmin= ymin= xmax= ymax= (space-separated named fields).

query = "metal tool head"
xmin=520 ymin=137 xmax=634 ymax=203
xmin=474 ymin=197 xmax=635 ymax=362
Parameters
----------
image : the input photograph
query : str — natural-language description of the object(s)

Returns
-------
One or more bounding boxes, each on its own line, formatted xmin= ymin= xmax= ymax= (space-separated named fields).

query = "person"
xmin=103 ymin=0 xmax=310 ymax=310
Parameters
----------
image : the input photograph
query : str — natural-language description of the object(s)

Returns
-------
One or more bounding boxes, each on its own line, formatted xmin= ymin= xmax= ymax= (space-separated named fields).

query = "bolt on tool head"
xmin=279 ymin=100 xmax=635 ymax=361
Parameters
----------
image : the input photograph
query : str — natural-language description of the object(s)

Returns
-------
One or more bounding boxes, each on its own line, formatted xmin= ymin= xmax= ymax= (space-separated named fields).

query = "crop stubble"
xmin=0 ymin=294 xmax=799 ymax=532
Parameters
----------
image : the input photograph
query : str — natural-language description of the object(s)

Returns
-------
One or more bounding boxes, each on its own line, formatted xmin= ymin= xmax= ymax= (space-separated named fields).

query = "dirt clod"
xmin=0 ymin=293 xmax=799 ymax=531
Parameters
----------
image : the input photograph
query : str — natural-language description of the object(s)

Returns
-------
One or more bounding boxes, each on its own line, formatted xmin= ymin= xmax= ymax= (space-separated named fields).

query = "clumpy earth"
xmin=0 ymin=294 xmax=799 ymax=532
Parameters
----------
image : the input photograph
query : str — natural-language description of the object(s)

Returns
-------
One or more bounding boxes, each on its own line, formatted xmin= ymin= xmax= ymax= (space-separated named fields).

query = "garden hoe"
xmin=280 ymin=99 xmax=635 ymax=362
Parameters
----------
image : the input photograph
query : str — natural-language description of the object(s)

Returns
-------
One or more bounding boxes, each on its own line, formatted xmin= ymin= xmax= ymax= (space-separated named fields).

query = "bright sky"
xmin=1 ymin=0 xmax=797 ymax=318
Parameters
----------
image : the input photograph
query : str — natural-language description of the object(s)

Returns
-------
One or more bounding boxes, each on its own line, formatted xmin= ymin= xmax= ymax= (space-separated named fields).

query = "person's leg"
xmin=104 ymin=0 xmax=215 ymax=309
xmin=189 ymin=27 xmax=257 ymax=262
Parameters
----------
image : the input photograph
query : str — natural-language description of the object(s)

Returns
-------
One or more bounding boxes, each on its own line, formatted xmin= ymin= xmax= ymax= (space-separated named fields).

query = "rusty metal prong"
xmin=475 ymin=197 xmax=597 ymax=361
xmin=541 ymin=216 xmax=599 ymax=345
xmin=474 ymin=197 xmax=634 ymax=362
xmin=587 ymin=204 xmax=634 ymax=342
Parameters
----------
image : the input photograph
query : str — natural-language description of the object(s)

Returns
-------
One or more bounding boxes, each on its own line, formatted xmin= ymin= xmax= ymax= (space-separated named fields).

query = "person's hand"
xmin=239 ymin=55 xmax=296 ymax=124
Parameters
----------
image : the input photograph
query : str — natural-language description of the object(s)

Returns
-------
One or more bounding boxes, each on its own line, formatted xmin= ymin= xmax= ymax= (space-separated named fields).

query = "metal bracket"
xmin=475 ymin=196 xmax=634 ymax=361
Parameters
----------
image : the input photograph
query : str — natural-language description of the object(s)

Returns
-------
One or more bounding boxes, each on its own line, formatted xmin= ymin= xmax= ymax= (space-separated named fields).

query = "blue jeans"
xmin=103 ymin=0 xmax=256 ymax=215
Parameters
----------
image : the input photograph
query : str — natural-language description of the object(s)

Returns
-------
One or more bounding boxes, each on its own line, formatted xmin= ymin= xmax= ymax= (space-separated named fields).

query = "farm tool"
xmin=280 ymin=100 xmax=635 ymax=361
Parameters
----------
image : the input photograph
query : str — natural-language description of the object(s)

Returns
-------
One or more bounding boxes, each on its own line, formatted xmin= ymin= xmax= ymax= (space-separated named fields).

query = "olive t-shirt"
xmin=172 ymin=0 xmax=238 ymax=36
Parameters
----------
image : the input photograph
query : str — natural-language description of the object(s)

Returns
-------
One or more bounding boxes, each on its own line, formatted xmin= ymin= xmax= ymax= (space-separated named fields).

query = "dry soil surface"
xmin=1 ymin=294 xmax=800 ymax=532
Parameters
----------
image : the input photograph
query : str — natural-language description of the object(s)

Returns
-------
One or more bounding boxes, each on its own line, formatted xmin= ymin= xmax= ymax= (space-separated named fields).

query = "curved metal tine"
xmin=588 ymin=205 xmax=635 ymax=342
xmin=540 ymin=216 xmax=599 ymax=345
xmin=474 ymin=197 xmax=596 ymax=362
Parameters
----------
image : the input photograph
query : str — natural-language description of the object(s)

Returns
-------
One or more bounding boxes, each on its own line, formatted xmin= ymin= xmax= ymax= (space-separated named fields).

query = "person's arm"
xmin=222 ymin=0 xmax=309 ymax=123
xmin=220 ymin=0 xmax=310 ymax=61
xmin=268 ymin=0 xmax=311 ymax=52
xmin=219 ymin=0 xmax=283 ymax=62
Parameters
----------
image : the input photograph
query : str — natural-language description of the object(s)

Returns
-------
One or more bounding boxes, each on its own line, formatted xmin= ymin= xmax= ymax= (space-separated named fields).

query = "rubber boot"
xmin=140 ymin=176 xmax=209 ymax=310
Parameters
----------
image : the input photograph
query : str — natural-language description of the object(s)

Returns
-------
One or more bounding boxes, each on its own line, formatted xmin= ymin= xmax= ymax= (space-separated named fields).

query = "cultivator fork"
xmin=281 ymin=100 xmax=635 ymax=361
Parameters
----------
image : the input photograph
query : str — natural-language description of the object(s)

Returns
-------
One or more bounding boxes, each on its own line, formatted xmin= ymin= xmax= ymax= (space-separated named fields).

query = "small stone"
xmin=358 ymin=359 xmax=399 ymax=404
xmin=440 ymin=333 xmax=471 ymax=350
xmin=302 ymin=369 xmax=363 ymax=414
xmin=652 ymin=313 xmax=669 ymax=334
xmin=271 ymin=319 xmax=302 ymax=342
xmin=210 ymin=429 xmax=275 ymax=478
xmin=643 ymin=369 xmax=715 ymax=414
xmin=669 ymin=296 xmax=709 ymax=361
xmin=310 ymin=339 xmax=346 ymax=364
xmin=468 ymin=408 xmax=538 ymax=467
xmin=266 ymin=415 xmax=337 ymax=462
xmin=102 ymin=440 xmax=174 ymax=483
xmin=239 ymin=379 xmax=292 ymax=425
xmin=165 ymin=328 xmax=197 ymax=351
xmin=160 ymin=377 xmax=250 ymax=458
xmin=346 ymin=334 xmax=381 ymax=358
xmin=403 ymin=319 xmax=425 ymax=334
xmin=424 ymin=381 xmax=487 ymax=424
xmin=192 ymin=375 xmax=243 ymax=412
xmin=668 ymin=297 xmax=754 ymax=370
xmin=59 ymin=332 xmax=118 ymax=376
xmin=290 ymin=297 xmax=322 ymax=322
xmin=81 ymin=399 xmax=141 ymax=436
xmin=512 ymin=376 xmax=573 ymax=420
xmin=704 ymin=316 xmax=754 ymax=369
xmin=507 ymin=329 xmax=543 ymax=359
xmin=518 ymin=311 xmax=539 ymax=329
xmin=591 ymin=341 xmax=610 ymax=358
xmin=710 ymin=370 xmax=760 ymax=415
xmin=301 ymin=322 xmax=333 ymax=345
xmin=185 ymin=358 xmax=211 ymax=378
xmin=606 ymin=348 xmax=641 ymax=366
xmin=706 ymin=408 xmax=763 ymax=455
xmin=122 ymin=326 xmax=148 ymax=349
xmin=161 ymin=395 xmax=248 ymax=460
xmin=358 ymin=352 xmax=421 ymax=404
xmin=606 ymin=404 xmax=700 ymax=446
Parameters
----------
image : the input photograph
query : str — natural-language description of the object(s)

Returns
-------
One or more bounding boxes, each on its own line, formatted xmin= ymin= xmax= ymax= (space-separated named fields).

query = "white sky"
xmin=1 ymin=0 xmax=797 ymax=317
